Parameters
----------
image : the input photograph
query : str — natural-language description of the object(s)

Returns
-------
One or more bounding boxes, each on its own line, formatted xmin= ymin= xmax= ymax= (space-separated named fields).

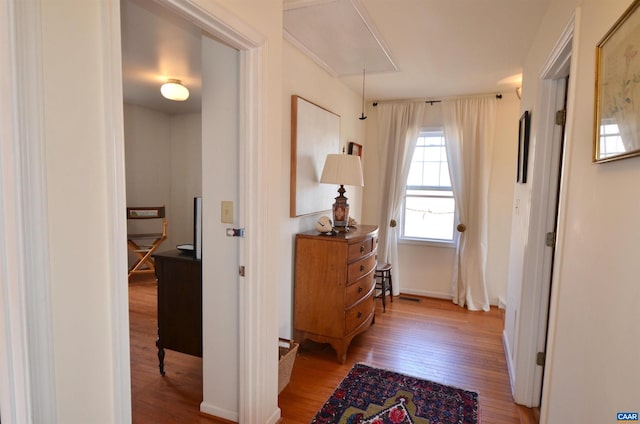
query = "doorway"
xmin=509 ymin=10 xmax=577 ymax=409
xmin=121 ymin=0 xmax=219 ymax=418
xmin=116 ymin=0 xmax=276 ymax=422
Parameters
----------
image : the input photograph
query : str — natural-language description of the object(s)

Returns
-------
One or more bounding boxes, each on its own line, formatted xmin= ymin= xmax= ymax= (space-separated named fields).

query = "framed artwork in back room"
xmin=517 ymin=110 xmax=531 ymax=183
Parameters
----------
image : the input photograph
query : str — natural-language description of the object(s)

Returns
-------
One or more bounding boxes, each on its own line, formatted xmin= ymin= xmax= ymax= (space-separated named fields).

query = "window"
xmin=599 ymin=120 xmax=625 ymax=158
xmin=401 ymin=129 xmax=456 ymax=244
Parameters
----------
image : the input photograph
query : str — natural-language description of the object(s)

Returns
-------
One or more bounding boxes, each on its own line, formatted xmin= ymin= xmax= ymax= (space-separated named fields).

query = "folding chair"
xmin=127 ymin=206 xmax=167 ymax=279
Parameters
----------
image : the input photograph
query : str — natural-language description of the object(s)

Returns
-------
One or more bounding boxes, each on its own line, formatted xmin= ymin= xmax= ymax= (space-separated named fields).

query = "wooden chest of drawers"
xmin=153 ymin=250 xmax=202 ymax=375
xmin=294 ymin=225 xmax=378 ymax=363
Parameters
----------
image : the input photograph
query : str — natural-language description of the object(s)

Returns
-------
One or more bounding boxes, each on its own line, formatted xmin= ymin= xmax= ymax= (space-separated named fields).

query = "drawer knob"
xmin=360 ymin=245 xmax=365 ymax=253
xmin=360 ymin=264 xmax=365 ymax=272
xmin=358 ymin=286 xmax=363 ymax=293
xmin=357 ymin=311 xmax=362 ymax=318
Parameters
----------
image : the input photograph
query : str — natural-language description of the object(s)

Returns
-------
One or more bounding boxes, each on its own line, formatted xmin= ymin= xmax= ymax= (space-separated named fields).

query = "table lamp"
xmin=320 ymin=153 xmax=364 ymax=231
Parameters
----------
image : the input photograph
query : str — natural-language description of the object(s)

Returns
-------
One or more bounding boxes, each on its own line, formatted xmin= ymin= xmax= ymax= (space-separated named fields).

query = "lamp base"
xmin=332 ymin=185 xmax=350 ymax=232
xmin=334 ymin=225 xmax=351 ymax=233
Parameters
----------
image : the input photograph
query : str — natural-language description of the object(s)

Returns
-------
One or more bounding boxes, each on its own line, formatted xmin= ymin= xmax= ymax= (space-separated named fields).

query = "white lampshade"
xmin=160 ymin=79 xmax=189 ymax=101
xmin=320 ymin=154 xmax=364 ymax=187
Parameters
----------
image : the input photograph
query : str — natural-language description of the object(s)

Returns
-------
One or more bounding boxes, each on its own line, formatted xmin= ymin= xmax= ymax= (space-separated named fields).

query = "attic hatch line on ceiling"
xmin=283 ymin=0 xmax=397 ymax=78
xmin=372 ymin=94 xmax=503 ymax=107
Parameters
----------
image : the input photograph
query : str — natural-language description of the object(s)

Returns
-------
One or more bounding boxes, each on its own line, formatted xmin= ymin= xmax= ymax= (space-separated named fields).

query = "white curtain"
xmin=376 ymin=102 xmax=427 ymax=296
xmin=442 ymin=96 xmax=497 ymax=311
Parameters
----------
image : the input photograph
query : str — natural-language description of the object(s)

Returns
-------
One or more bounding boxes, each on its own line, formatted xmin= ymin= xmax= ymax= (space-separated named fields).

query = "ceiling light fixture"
xmin=161 ymin=79 xmax=189 ymax=101
xmin=359 ymin=68 xmax=367 ymax=120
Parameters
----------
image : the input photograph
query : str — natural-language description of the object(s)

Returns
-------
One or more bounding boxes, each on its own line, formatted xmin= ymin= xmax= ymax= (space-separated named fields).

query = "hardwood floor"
xmin=129 ymin=276 xmax=220 ymax=424
xmin=279 ymin=295 xmax=537 ymax=424
xmin=129 ymin=276 xmax=536 ymax=423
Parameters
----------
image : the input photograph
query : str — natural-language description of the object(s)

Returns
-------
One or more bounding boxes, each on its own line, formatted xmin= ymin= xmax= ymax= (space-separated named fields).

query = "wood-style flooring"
xmin=129 ymin=276 xmax=218 ymax=423
xmin=129 ymin=276 xmax=537 ymax=423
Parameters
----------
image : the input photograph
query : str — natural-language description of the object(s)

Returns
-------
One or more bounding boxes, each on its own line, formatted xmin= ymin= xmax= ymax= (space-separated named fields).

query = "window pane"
xmin=440 ymin=166 xmax=451 ymax=187
xmin=403 ymin=129 xmax=455 ymax=243
xmin=424 ymin=146 xmax=442 ymax=162
xmin=423 ymin=165 xmax=441 ymax=186
xmin=406 ymin=162 xmax=424 ymax=186
xmin=406 ymin=189 xmax=448 ymax=197
xmin=403 ymin=195 xmax=454 ymax=240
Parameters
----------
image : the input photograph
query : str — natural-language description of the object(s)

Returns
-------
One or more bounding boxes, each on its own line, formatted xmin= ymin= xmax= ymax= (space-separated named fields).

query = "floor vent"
xmin=398 ymin=296 xmax=420 ymax=302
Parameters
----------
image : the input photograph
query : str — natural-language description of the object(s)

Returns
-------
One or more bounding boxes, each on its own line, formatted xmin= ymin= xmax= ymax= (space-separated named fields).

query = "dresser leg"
xmin=331 ymin=342 xmax=348 ymax=364
xmin=156 ymin=336 xmax=166 ymax=376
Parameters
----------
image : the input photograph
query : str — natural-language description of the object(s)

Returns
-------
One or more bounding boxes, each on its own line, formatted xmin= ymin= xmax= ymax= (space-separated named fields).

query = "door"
xmin=534 ymin=76 xmax=569 ymax=405
xmin=200 ymin=34 xmax=242 ymax=418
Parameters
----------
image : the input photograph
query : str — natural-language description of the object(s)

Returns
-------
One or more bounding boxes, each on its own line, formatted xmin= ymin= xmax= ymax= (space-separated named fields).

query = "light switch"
xmin=221 ymin=201 xmax=233 ymax=223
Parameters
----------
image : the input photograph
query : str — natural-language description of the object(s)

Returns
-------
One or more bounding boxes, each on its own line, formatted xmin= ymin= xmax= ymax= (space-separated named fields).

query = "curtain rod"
xmin=372 ymin=93 xmax=502 ymax=107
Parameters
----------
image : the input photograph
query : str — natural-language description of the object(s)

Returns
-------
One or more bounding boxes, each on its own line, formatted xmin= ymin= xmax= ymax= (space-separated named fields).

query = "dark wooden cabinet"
xmin=294 ymin=225 xmax=378 ymax=363
xmin=153 ymin=250 xmax=202 ymax=375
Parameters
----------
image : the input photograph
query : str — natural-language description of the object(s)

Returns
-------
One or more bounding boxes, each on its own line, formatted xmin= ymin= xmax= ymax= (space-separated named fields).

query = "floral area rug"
xmin=311 ymin=363 xmax=478 ymax=424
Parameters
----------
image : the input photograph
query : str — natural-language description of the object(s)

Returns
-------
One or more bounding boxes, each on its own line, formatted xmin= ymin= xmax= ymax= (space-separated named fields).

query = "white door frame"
xmin=538 ymin=9 xmax=580 ymax=421
xmin=0 ymin=0 xmax=57 ymax=422
xmin=510 ymin=8 xmax=580 ymax=407
xmin=1 ymin=0 xmax=277 ymax=422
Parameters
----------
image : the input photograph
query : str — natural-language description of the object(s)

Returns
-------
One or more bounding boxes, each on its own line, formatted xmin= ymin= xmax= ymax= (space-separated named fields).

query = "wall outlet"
xmin=221 ymin=201 xmax=233 ymax=223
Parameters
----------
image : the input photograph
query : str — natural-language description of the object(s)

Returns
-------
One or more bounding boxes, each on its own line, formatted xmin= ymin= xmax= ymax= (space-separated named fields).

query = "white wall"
xmin=362 ymin=94 xmax=519 ymax=304
xmin=487 ymin=93 xmax=520 ymax=305
xmin=200 ymin=34 xmax=240 ymax=420
xmin=124 ymin=103 xmax=202 ymax=259
xmin=280 ymin=39 xmax=367 ymax=338
xmin=40 ymin=1 xmax=118 ymax=421
xmin=170 ymin=113 xmax=203 ymax=245
xmin=506 ymin=0 xmax=640 ymax=421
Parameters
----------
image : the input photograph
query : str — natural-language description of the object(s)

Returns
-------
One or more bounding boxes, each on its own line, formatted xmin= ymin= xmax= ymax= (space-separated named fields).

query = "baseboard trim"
xmin=399 ymin=289 xmax=452 ymax=300
xmin=200 ymin=402 xmax=238 ymax=423
xmin=399 ymin=289 xmax=502 ymax=307
xmin=502 ymin=329 xmax=516 ymax=398
xmin=498 ymin=296 xmax=507 ymax=309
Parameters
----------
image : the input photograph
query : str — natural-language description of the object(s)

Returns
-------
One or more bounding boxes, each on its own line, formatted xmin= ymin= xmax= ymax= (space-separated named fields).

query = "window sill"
xmin=399 ymin=237 xmax=456 ymax=249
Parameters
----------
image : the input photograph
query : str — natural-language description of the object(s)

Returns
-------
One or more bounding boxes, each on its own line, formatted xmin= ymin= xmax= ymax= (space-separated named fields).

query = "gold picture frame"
xmin=594 ymin=0 xmax=640 ymax=163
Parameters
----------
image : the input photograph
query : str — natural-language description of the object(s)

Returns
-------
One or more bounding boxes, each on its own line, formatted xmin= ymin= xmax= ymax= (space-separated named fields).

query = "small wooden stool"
xmin=374 ymin=262 xmax=393 ymax=312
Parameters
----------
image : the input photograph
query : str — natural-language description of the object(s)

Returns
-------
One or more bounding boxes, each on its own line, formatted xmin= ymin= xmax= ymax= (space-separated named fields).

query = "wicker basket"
xmin=278 ymin=338 xmax=299 ymax=393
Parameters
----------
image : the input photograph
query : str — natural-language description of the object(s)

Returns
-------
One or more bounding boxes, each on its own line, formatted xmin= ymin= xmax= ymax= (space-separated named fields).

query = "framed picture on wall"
xmin=348 ymin=141 xmax=362 ymax=157
xmin=593 ymin=0 xmax=640 ymax=162
xmin=517 ymin=110 xmax=530 ymax=183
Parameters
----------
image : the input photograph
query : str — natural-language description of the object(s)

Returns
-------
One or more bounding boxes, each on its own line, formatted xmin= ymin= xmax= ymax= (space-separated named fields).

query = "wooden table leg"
xmin=156 ymin=336 xmax=165 ymax=376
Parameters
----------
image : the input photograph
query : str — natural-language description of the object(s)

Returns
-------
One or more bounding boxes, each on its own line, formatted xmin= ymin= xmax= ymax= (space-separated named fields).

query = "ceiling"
xmin=121 ymin=0 xmax=551 ymax=115
xmin=121 ymin=0 xmax=204 ymax=114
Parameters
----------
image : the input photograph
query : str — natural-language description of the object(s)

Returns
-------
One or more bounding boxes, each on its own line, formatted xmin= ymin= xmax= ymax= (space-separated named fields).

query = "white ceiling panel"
xmin=284 ymin=0 xmax=397 ymax=76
